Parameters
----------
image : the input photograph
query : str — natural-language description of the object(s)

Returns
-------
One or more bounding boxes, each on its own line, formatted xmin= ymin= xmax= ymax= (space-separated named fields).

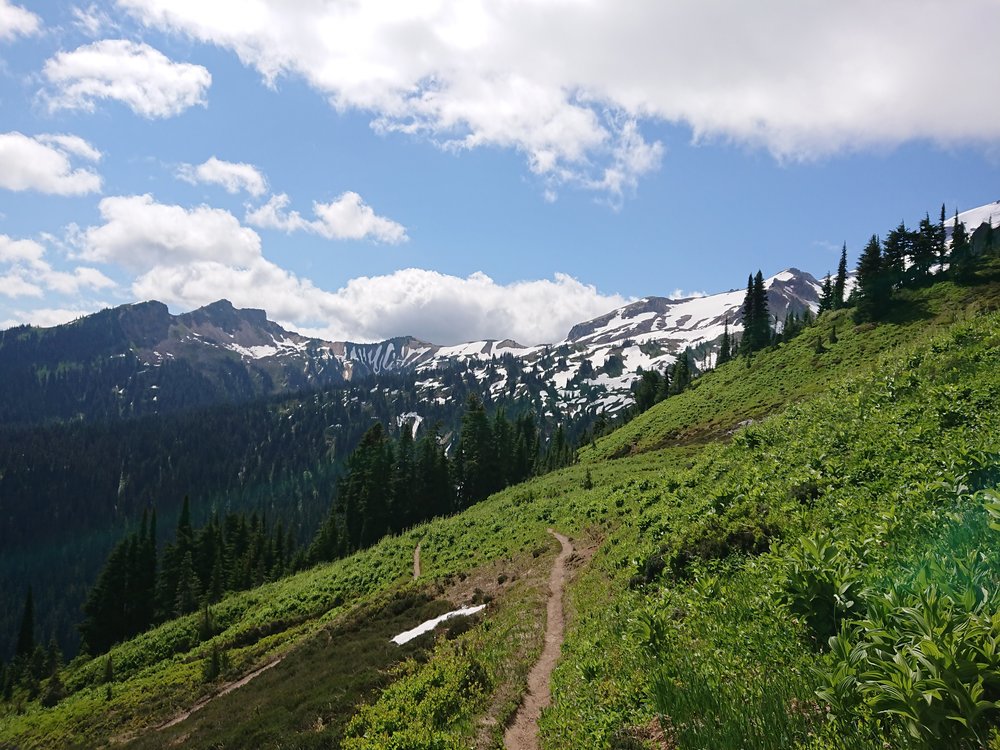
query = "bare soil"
xmin=413 ymin=541 xmax=422 ymax=579
xmin=503 ymin=529 xmax=574 ymax=750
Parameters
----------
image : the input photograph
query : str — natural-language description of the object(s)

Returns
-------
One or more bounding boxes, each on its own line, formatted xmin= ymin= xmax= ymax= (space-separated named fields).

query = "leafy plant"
xmin=781 ymin=531 xmax=867 ymax=644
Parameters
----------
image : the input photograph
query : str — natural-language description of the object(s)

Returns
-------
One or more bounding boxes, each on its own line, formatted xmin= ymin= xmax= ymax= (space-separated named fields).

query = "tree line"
xmin=308 ymin=394 xmax=575 ymax=565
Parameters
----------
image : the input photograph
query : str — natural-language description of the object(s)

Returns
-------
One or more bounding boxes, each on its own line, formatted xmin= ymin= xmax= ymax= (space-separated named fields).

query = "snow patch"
xmin=391 ymin=604 xmax=487 ymax=645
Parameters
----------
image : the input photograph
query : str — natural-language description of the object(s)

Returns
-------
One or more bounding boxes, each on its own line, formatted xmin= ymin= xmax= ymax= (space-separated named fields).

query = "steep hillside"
xmin=4 ymin=268 xmax=1000 ymax=749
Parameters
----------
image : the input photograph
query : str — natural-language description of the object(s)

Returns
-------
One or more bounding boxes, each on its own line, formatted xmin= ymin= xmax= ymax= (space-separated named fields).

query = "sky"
xmin=0 ymin=0 xmax=998 ymax=345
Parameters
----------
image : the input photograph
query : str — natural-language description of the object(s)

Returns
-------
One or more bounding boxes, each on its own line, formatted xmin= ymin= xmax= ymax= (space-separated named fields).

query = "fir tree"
xmin=670 ymin=351 xmax=692 ymax=395
xmin=834 ymin=244 xmax=848 ymax=309
xmin=854 ymin=234 xmax=888 ymax=322
xmin=950 ymin=212 xmax=974 ymax=283
xmin=818 ymin=273 xmax=834 ymax=313
xmin=16 ymin=587 xmax=34 ymax=659
xmin=937 ymin=204 xmax=948 ymax=266
xmin=717 ymin=317 xmax=732 ymax=366
xmin=912 ymin=213 xmax=937 ymax=283
xmin=882 ymin=221 xmax=911 ymax=290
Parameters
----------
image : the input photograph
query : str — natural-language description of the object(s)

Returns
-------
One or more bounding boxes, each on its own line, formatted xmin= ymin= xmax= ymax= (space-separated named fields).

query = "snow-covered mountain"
xmin=0 ymin=268 xmax=822 ymax=425
xmin=394 ymin=268 xmax=821 ymax=417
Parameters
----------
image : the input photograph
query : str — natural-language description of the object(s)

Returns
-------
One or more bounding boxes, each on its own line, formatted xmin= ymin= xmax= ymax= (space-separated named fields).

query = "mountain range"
xmin=0 ymin=268 xmax=824 ymax=427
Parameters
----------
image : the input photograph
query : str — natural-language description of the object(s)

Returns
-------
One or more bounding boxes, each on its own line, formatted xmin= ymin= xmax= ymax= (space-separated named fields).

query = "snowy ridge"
xmin=946 ymin=201 xmax=1000 ymax=232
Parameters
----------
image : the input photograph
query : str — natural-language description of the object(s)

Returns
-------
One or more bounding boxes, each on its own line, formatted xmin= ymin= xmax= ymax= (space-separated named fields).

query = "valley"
xmin=2 ymin=210 xmax=1000 ymax=747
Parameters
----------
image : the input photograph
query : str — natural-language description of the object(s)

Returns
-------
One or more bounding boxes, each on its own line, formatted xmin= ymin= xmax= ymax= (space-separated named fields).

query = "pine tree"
xmin=882 ymin=221 xmax=911 ymax=290
xmin=751 ymin=271 xmax=770 ymax=351
xmin=740 ymin=274 xmax=754 ymax=354
xmin=854 ymin=234 xmax=888 ymax=322
xmin=834 ymin=244 xmax=848 ymax=309
xmin=937 ymin=203 xmax=948 ymax=266
xmin=950 ymin=212 xmax=974 ymax=283
xmin=818 ymin=273 xmax=834 ymax=313
xmin=16 ymin=587 xmax=34 ymax=659
xmin=717 ymin=317 xmax=732 ymax=365
xmin=912 ymin=213 xmax=937 ymax=283
xmin=739 ymin=271 xmax=770 ymax=354
xmin=670 ymin=351 xmax=692 ymax=394
xmin=174 ymin=551 xmax=200 ymax=616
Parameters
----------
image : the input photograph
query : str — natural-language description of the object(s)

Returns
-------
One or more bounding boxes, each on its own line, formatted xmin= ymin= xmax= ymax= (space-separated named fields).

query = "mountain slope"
xmin=5 ymin=265 xmax=1000 ymax=749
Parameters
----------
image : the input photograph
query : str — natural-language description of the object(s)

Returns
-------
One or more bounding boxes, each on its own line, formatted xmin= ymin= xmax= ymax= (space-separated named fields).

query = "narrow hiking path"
xmin=504 ymin=529 xmax=574 ymax=750
xmin=413 ymin=540 xmax=422 ymax=579
xmin=155 ymin=656 xmax=284 ymax=731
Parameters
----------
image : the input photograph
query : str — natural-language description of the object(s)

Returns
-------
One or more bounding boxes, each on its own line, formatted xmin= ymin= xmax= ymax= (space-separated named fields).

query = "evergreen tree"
xmin=937 ymin=204 xmax=948 ymax=266
xmin=739 ymin=271 xmax=770 ymax=354
xmin=717 ymin=317 xmax=732 ymax=365
xmin=950 ymin=211 xmax=973 ymax=283
xmin=173 ymin=551 xmax=199 ymax=616
xmin=455 ymin=395 xmax=495 ymax=508
xmin=670 ymin=351 xmax=692 ymax=395
xmin=854 ymin=234 xmax=889 ymax=322
xmin=882 ymin=221 xmax=911 ymax=290
xmin=16 ymin=587 xmax=34 ymax=659
xmin=834 ymin=244 xmax=848 ymax=309
xmin=739 ymin=274 xmax=754 ymax=354
xmin=912 ymin=213 xmax=937 ymax=283
xmin=818 ymin=274 xmax=834 ymax=313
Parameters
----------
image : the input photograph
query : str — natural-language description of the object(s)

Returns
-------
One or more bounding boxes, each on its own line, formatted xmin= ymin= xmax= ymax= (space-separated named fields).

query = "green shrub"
xmin=781 ymin=531 xmax=867 ymax=644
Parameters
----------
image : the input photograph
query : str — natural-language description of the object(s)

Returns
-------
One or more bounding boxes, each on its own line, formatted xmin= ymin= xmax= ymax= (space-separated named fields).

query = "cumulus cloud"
xmin=78 ymin=194 xmax=623 ymax=344
xmin=117 ymin=0 xmax=1000 ymax=197
xmin=177 ymin=156 xmax=268 ymax=197
xmin=247 ymin=192 xmax=408 ymax=244
xmin=79 ymin=194 xmax=261 ymax=270
xmin=0 ymin=0 xmax=40 ymax=41
xmin=0 ymin=131 xmax=102 ymax=195
xmin=307 ymin=269 xmax=629 ymax=345
xmin=0 ymin=233 xmax=115 ymax=299
xmin=42 ymin=39 xmax=211 ymax=118
xmin=5 ymin=306 xmax=101 ymax=328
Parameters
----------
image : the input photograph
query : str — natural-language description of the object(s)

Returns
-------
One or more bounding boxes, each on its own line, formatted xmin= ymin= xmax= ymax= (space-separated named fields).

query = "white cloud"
xmin=117 ymin=0 xmax=1000 ymax=197
xmin=0 ymin=272 xmax=43 ymax=298
xmin=132 ymin=262 xmax=626 ymax=345
xmin=177 ymin=156 xmax=267 ymax=197
xmin=247 ymin=192 xmax=408 ymax=244
xmin=0 ymin=131 xmax=102 ymax=195
xmin=80 ymin=194 xmax=261 ymax=270
xmin=306 ymin=269 xmax=629 ymax=345
xmin=36 ymin=133 xmax=102 ymax=162
xmin=0 ymin=235 xmax=46 ymax=266
xmin=0 ymin=233 xmax=116 ymax=298
xmin=0 ymin=0 xmax=40 ymax=41
xmin=72 ymin=4 xmax=118 ymax=37
xmin=42 ymin=39 xmax=211 ymax=118
xmin=7 ymin=306 xmax=100 ymax=328
xmin=670 ymin=288 xmax=707 ymax=300
xmin=79 ymin=195 xmax=622 ymax=344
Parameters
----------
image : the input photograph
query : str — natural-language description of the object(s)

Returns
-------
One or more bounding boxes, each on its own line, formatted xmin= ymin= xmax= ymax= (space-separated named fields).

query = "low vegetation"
xmin=3 ymin=236 xmax=1000 ymax=747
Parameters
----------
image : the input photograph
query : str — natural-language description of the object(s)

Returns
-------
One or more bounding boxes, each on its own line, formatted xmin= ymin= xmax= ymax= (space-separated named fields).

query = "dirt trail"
xmin=413 ymin=541 xmax=422 ymax=579
xmin=156 ymin=655 xmax=284 ymax=731
xmin=503 ymin=529 xmax=574 ymax=750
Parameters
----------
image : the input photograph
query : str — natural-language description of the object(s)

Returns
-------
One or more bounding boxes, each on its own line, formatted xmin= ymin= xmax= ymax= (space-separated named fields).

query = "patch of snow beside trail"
xmin=391 ymin=604 xmax=487 ymax=645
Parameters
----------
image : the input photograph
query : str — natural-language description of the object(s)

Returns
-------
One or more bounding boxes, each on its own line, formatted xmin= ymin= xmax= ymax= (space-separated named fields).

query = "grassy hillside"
xmin=4 ymin=271 xmax=1000 ymax=748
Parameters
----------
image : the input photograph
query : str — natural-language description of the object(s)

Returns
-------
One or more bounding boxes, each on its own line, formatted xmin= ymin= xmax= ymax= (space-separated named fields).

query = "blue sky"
xmin=1 ymin=1 xmax=998 ymax=344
